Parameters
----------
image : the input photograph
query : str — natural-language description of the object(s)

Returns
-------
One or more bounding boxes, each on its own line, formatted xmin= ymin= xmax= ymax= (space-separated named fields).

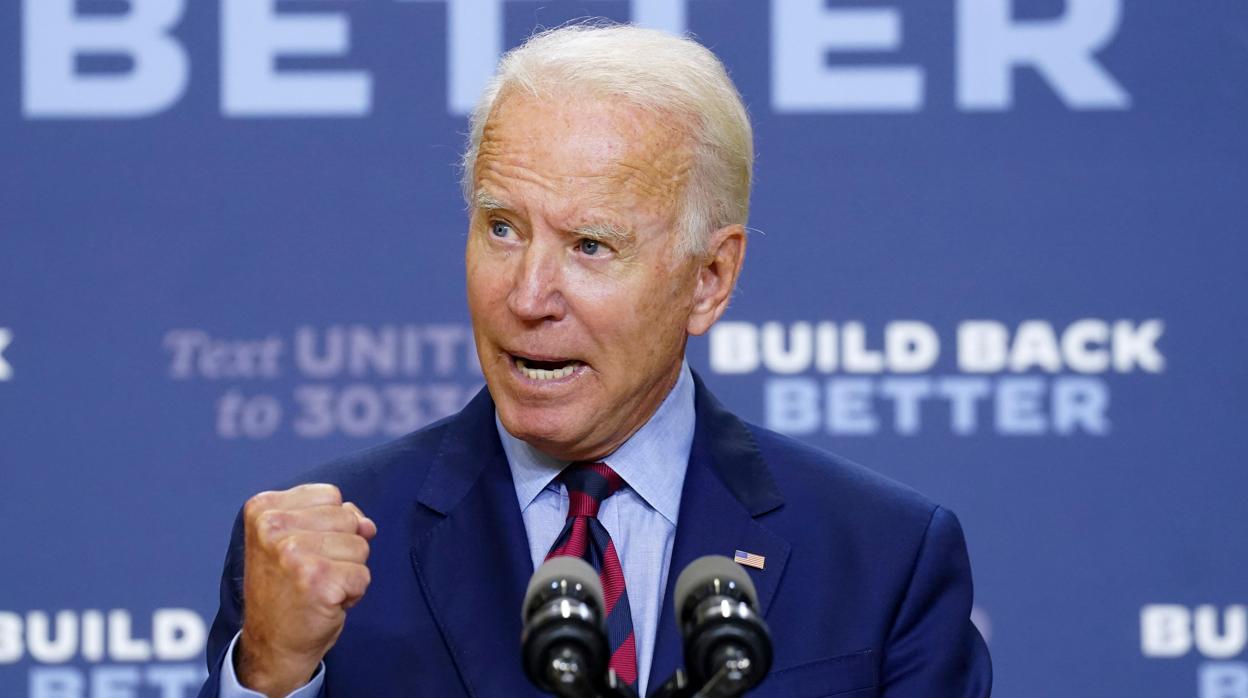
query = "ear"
xmin=686 ymin=223 xmax=747 ymax=336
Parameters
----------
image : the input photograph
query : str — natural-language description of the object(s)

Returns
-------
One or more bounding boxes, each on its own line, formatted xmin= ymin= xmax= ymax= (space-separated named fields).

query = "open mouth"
xmin=511 ymin=354 xmax=584 ymax=381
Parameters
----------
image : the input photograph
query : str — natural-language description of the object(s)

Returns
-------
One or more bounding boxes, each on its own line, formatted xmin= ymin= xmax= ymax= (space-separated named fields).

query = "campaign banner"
xmin=3 ymin=1 xmax=1245 ymax=696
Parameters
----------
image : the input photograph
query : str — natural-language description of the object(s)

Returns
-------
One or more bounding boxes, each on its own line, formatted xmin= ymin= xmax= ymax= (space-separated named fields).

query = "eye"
xmin=577 ymin=239 xmax=602 ymax=256
xmin=489 ymin=220 xmax=513 ymax=238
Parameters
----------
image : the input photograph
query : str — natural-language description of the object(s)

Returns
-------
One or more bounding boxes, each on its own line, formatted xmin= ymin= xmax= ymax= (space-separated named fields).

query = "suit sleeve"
xmin=881 ymin=506 xmax=993 ymax=697
xmin=198 ymin=509 xmax=246 ymax=698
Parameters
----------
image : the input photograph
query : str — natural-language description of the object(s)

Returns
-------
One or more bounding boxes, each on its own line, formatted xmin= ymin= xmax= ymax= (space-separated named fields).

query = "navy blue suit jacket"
xmin=201 ymin=374 xmax=991 ymax=697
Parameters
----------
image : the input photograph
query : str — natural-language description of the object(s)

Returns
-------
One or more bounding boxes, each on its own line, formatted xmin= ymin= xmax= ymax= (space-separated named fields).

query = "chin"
xmin=496 ymin=400 xmax=583 ymax=452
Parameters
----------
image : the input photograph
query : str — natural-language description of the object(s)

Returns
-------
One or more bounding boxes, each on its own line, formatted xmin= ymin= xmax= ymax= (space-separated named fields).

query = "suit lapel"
xmin=646 ymin=374 xmax=792 ymax=695
xmin=409 ymin=388 xmax=543 ymax=698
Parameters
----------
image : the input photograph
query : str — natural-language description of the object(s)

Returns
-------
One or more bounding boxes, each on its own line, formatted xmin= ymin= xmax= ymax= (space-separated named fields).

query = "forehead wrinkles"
xmin=609 ymin=127 xmax=694 ymax=211
xmin=475 ymin=95 xmax=696 ymax=217
xmin=475 ymin=122 xmax=565 ymax=209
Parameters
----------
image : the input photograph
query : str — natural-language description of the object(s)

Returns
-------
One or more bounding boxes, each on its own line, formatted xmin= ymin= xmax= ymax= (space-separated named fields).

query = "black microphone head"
xmin=521 ymin=557 xmax=611 ymax=693
xmin=672 ymin=555 xmax=772 ymax=691
xmin=524 ymin=556 xmax=604 ymax=620
xmin=674 ymin=554 xmax=760 ymax=619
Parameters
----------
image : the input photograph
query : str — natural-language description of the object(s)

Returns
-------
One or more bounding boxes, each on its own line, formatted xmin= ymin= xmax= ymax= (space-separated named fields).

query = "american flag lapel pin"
xmin=734 ymin=549 xmax=766 ymax=570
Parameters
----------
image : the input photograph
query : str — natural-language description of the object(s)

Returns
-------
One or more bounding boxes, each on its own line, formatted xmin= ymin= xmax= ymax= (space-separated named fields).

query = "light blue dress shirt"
xmin=219 ymin=362 xmax=695 ymax=698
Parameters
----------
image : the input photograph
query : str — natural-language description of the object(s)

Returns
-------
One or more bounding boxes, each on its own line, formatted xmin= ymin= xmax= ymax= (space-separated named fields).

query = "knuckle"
xmin=295 ymin=557 xmax=326 ymax=587
xmin=275 ymin=541 xmax=303 ymax=572
xmin=277 ymin=534 xmax=302 ymax=557
xmin=318 ymin=583 xmax=344 ymax=607
xmin=256 ymin=510 xmax=289 ymax=539
xmin=244 ymin=491 xmax=276 ymax=519
xmin=311 ymin=483 xmax=343 ymax=505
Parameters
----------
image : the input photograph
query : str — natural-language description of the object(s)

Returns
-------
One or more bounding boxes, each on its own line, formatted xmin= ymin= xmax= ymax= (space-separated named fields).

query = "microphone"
xmin=672 ymin=555 xmax=773 ymax=697
xmin=521 ymin=557 xmax=624 ymax=698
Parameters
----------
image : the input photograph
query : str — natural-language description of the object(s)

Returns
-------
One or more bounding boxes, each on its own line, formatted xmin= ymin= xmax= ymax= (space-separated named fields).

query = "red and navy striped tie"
xmin=545 ymin=462 xmax=639 ymax=687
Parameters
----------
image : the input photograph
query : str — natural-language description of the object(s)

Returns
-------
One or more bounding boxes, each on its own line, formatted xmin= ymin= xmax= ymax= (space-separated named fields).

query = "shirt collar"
xmin=497 ymin=361 xmax=695 ymax=526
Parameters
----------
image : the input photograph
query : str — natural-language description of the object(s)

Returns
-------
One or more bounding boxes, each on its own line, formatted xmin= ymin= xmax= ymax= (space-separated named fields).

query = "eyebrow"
xmin=474 ymin=189 xmax=635 ymax=249
xmin=573 ymin=222 xmax=634 ymax=249
xmin=474 ymin=189 xmax=508 ymax=212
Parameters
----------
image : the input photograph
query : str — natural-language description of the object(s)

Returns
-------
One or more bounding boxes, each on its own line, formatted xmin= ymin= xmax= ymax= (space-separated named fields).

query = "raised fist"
xmin=236 ymin=483 xmax=376 ymax=697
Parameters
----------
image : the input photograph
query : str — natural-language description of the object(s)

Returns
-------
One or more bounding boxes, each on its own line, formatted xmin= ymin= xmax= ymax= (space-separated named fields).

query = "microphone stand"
xmin=687 ymin=645 xmax=755 ymax=698
xmin=541 ymin=653 xmax=639 ymax=698
xmin=649 ymin=669 xmax=694 ymax=698
xmin=542 ymin=644 xmax=600 ymax=698
xmin=650 ymin=652 xmax=756 ymax=698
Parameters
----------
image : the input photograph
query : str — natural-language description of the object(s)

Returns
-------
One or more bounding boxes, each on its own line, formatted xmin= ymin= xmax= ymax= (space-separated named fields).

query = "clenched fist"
xmin=236 ymin=483 xmax=377 ymax=697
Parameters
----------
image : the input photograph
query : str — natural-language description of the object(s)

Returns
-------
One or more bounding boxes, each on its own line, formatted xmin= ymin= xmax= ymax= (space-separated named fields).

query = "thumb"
xmin=342 ymin=502 xmax=377 ymax=540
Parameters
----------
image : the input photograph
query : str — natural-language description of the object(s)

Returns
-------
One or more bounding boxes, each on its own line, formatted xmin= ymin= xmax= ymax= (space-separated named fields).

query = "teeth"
xmin=515 ymin=358 xmax=578 ymax=381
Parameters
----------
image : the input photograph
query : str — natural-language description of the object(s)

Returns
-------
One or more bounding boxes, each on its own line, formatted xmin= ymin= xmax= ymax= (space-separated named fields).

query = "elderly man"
xmin=200 ymin=24 xmax=991 ymax=698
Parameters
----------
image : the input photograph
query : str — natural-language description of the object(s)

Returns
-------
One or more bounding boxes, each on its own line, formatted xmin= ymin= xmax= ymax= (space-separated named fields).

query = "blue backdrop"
xmin=3 ymin=1 xmax=1247 ymax=696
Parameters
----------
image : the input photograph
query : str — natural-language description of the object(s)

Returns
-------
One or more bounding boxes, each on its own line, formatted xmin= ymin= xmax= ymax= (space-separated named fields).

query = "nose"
xmin=506 ymin=237 xmax=566 ymax=322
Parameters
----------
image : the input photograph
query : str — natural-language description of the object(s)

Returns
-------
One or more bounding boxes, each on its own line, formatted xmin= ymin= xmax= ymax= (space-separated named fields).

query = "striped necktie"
xmin=545 ymin=461 xmax=639 ymax=687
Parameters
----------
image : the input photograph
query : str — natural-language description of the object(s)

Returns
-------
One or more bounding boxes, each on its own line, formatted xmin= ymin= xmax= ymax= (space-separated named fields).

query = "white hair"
xmin=461 ymin=22 xmax=753 ymax=256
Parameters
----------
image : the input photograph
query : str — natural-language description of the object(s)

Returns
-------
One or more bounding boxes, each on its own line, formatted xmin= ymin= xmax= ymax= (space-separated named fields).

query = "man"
xmin=201 ymin=23 xmax=992 ymax=698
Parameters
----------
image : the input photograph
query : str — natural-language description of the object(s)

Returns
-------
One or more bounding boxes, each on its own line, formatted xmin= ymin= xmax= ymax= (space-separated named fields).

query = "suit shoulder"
xmin=277 ymin=411 xmax=461 ymax=509
xmin=745 ymin=422 xmax=940 ymax=530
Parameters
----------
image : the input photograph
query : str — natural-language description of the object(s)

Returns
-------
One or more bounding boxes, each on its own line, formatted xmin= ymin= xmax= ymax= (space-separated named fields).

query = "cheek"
xmin=466 ymin=246 xmax=507 ymax=306
xmin=605 ymin=275 xmax=693 ymax=355
xmin=647 ymin=279 xmax=698 ymax=346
